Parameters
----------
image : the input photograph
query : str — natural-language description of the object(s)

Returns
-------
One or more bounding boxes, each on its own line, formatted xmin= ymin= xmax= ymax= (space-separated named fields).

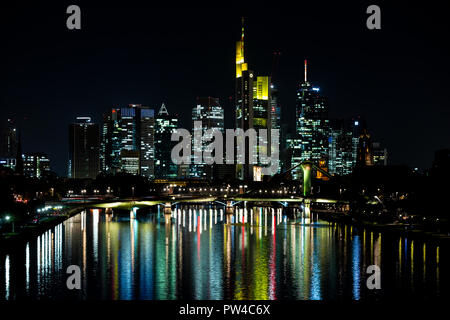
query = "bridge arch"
xmin=282 ymin=160 xmax=332 ymax=197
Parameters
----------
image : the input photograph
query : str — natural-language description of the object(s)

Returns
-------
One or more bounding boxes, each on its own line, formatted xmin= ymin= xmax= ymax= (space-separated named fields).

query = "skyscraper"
xmin=253 ymin=75 xmax=273 ymax=179
xmin=235 ymin=18 xmax=274 ymax=180
xmin=0 ymin=118 xmax=17 ymax=158
xmin=357 ymin=128 xmax=374 ymax=167
xmin=101 ymin=104 xmax=155 ymax=177
xmin=191 ymin=97 xmax=224 ymax=179
xmin=101 ymin=108 xmax=121 ymax=173
xmin=328 ymin=119 xmax=356 ymax=176
xmin=291 ymin=60 xmax=329 ymax=178
xmin=155 ymin=103 xmax=178 ymax=179
xmin=15 ymin=131 xmax=23 ymax=175
xmin=23 ymin=153 xmax=50 ymax=178
xmin=140 ymin=108 xmax=155 ymax=178
xmin=372 ymin=142 xmax=388 ymax=166
xmin=68 ymin=117 xmax=100 ymax=179
xmin=235 ymin=18 xmax=254 ymax=180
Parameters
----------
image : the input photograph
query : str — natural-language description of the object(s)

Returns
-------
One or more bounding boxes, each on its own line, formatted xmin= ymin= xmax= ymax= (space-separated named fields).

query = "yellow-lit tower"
xmin=235 ymin=17 xmax=254 ymax=180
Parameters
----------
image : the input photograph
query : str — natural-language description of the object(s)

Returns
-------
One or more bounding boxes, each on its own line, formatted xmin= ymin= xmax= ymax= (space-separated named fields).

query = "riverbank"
xmin=316 ymin=211 xmax=450 ymax=242
xmin=0 ymin=206 xmax=84 ymax=253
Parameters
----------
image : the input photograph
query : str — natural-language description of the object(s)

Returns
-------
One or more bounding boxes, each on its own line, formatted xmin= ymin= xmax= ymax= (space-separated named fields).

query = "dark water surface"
xmin=0 ymin=206 xmax=448 ymax=300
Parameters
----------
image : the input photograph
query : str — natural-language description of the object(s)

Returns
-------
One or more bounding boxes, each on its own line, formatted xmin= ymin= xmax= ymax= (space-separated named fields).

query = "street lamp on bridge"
xmin=5 ymin=215 xmax=14 ymax=233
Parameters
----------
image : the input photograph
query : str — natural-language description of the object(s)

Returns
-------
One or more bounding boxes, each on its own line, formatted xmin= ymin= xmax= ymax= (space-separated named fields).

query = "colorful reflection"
xmin=0 ymin=206 xmax=447 ymax=300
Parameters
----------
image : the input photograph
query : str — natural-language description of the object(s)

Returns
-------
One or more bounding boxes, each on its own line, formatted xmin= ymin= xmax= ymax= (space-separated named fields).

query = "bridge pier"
xmin=226 ymin=201 xmax=234 ymax=214
xmin=164 ymin=202 xmax=172 ymax=215
xmin=226 ymin=212 xmax=233 ymax=224
xmin=130 ymin=207 xmax=138 ymax=220
xmin=301 ymin=163 xmax=312 ymax=197
xmin=303 ymin=199 xmax=311 ymax=219
xmin=164 ymin=212 xmax=172 ymax=225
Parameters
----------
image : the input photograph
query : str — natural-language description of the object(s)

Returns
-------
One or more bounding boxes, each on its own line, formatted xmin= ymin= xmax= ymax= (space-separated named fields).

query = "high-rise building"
xmin=0 ymin=118 xmax=17 ymax=158
xmin=286 ymin=134 xmax=303 ymax=180
xmin=253 ymin=76 xmax=273 ymax=177
xmin=328 ymin=118 xmax=359 ymax=176
xmin=372 ymin=142 xmax=388 ymax=166
xmin=101 ymin=108 xmax=121 ymax=173
xmin=235 ymin=18 xmax=254 ymax=180
xmin=155 ymin=103 xmax=178 ymax=179
xmin=68 ymin=117 xmax=100 ymax=179
xmin=101 ymin=104 xmax=155 ymax=177
xmin=191 ymin=97 xmax=224 ymax=180
xmin=15 ymin=131 xmax=23 ymax=175
xmin=290 ymin=60 xmax=329 ymax=178
xmin=234 ymin=19 xmax=274 ymax=180
xmin=356 ymin=128 xmax=374 ymax=167
xmin=140 ymin=108 xmax=155 ymax=178
xmin=23 ymin=153 xmax=50 ymax=178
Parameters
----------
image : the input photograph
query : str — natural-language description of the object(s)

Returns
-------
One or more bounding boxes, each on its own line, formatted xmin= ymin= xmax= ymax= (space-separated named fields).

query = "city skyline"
xmin=2 ymin=3 xmax=449 ymax=175
xmin=1 ymin=3 xmax=450 ymax=307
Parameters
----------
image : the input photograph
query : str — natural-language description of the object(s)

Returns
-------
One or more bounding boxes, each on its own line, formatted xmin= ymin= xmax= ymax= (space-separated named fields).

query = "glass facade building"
xmin=290 ymin=60 xmax=329 ymax=179
xmin=68 ymin=117 xmax=100 ymax=179
xmin=328 ymin=119 xmax=356 ymax=176
xmin=101 ymin=104 xmax=155 ymax=178
xmin=155 ymin=103 xmax=178 ymax=179
xmin=23 ymin=153 xmax=50 ymax=178
xmin=235 ymin=19 xmax=275 ymax=180
xmin=191 ymin=97 xmax=224 ymax=180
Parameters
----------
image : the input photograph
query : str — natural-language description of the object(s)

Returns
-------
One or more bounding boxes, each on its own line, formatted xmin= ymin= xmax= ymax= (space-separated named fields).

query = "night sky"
xmin=1 ymin=2 xmax=449 ymax=176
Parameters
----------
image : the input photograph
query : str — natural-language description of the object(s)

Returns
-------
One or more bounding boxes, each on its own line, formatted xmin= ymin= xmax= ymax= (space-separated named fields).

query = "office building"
xmin=290 ymin=60 xmax=329 ymax=178
xmin=328 ymin=118 xmax=359 ymax=176
xmin=155 ymin=103 xmax=178 ymax=179
xmin=0 ymin=118 xmax=17 ymax=158
xmin=356 ymin=128 xmax=374 ymax=167
xmin=101 ymin=104 xmax=155 ymax=177
xmin=68 ymin=117 xmax=100 ymax=179
xmin=23 ymin=153 xmax=50 ymax=178
xmin=372 ymin=142 xmax=388 ymax=166
xmin=191 ymin=97 xmax=224 ymax=180
xmin=235 ymin=19 xmax=275 ymax=180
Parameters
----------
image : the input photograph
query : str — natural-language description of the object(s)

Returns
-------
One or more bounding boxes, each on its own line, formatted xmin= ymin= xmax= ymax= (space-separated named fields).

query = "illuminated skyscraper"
xmin=291 ymin=60 xmax=329 ymax=178
xmin=191 ymin=97 xmax=224 ymax=179
xmin=235 ymin=18 xmax=254 ymax=180
xmin=69 ymin=117 xmax=100 ymax=179
xmin=270 ymin=85 xmax=281 ymax=132
xmin=155 ymin=103 xmax=178 ymax=179
xmin=101 ymin=108 xmax=121 ymax=173
xmin=23 ymin=153 xmax=50 ymax=178
xmin=357 ymin=128 xmax=374 ymax=167
xmin=253 ymin=75 xmax=273 ymax=176
xmin=328 ymin=119 xmax=356 ymax=176
xmin=235 ymin=18 xmax=274 ymax=180
xmin=140 ymin=108 xmax=155 ymax=177
xmin=101 ymin=104 xmax=155 ymax=177
xmin=372 ymin=142 xmax=387 ymax=166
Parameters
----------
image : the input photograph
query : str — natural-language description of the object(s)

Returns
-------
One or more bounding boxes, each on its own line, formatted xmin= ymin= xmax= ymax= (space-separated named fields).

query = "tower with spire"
xmin=155 ymin=103 xmax=179 ymax=179
xmin=234 ymin=18 xmax=274 ymax=181
xmin=15 ymin=130 xmax=23 ymax=175
xmin=290 ymin=60 xmax=330 ymax=179
xmin=235 ymin=17 xmax=254 ymax=180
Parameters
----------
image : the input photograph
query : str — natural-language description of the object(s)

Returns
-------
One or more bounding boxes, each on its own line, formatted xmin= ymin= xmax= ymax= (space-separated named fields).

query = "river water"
xmin=0 ymin=206 xmax=447 ymax=300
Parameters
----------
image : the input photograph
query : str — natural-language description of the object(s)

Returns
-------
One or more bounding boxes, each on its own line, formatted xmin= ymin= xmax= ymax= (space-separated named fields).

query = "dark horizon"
xmin=2 ymin=2 xmax=449 ymax=176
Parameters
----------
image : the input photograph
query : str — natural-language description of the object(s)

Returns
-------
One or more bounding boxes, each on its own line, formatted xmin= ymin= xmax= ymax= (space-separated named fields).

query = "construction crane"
xmin=270 ymin=51 xmax=281 ymax=85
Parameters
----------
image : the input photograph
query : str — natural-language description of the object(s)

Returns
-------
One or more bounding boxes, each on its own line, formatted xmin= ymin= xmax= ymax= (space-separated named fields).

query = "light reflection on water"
xmin=0 ymin=206 xmax=447 ymax=300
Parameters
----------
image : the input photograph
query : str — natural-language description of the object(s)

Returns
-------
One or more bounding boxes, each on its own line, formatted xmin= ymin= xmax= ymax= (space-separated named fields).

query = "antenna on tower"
xmin=241 ymin=17 xmax=245 ymax=41
xmin=304 ymin=59 xmax=307 ymax=82
xmin=271 ymin=51 xmax=281 ymax=84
